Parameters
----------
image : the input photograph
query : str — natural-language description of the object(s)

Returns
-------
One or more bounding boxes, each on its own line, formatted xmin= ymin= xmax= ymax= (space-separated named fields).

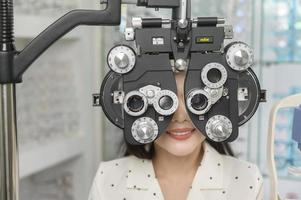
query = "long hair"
xmin=122 ymin=139 xmax=235 ymax=159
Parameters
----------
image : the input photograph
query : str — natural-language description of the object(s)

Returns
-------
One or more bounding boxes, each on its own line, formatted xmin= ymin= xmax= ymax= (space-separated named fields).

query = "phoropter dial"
xmin=226 ymin=42 xmax=254 ymax=71
xmin=201 ymin=63 xmax=228 ymax=89
xmin=206 ymin=115 xmax=233 ymax=142
xmin=131 ymin=117 xmax=159 ymax=144
xmin=107 ymin=45 xmax=136 ymax=74
xmin=153 ymin=90 xmax=179 ymax=116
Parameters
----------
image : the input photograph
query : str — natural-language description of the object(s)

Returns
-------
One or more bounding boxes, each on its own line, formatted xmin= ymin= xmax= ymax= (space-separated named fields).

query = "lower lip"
xmin=167 ymin=130 xmax=194 ymax=141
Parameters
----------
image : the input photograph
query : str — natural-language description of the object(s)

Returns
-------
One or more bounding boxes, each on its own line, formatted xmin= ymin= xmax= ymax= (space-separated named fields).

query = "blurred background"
xmin=13 ymin=0 xmax=301 ymax=199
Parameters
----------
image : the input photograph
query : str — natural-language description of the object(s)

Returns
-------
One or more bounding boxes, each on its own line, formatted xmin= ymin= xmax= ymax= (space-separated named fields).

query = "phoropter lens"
xmin=153 ymin=90 xmax=179 ymax=116
xmin=207 ymin=68 xmax=222 ymax=83
xmin=127 ymin=95 xmax=144 ymax=112
xmin=159 ymin=96 xmax=174 ymax=110
xmin=186 ymin=89 xmax=212 ymax=115
xmin=201 ymin=63 xmax=228 ymax=89
xmin=124 ymin=91 xmax=148 ymax=117
xmin=191 ymin=94 xmax=208 ymax=111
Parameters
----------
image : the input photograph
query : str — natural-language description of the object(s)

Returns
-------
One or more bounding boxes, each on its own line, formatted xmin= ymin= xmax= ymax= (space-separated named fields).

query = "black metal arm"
xmin=0 ymin=0 xmax=121 ymax=84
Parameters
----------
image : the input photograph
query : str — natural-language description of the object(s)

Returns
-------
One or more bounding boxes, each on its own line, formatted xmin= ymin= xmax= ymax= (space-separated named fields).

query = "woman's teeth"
xmin=166 ymin=129 xmax=194 ymax=141
xmin=170 ymin=131 xmax=191 ymax=136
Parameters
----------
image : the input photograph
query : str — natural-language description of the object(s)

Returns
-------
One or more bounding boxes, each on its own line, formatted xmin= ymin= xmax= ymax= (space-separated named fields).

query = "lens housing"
xmin=186 ymin=89 xmax=212 ymax=115
xmin=124 ymin=91 xmax=148 ymax=116
xmin=153 ymin=90 xmax=178 ymax=116
xmin=127 ymin=95 xmax=144 ymax=112
xmin=201 ymin=63 xmax=228 ymax=89
xmin=191 ymin=93 xmax=208 ymax=110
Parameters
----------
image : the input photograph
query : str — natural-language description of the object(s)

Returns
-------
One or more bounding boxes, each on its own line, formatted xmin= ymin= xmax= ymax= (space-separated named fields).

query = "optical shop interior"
xmin=8 ymin=0 xmax=301 ymax=199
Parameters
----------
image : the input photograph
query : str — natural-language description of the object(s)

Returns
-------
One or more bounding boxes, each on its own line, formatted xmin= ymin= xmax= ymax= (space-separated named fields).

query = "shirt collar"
xmin=126 ymin=141 xmax=224 ymax=190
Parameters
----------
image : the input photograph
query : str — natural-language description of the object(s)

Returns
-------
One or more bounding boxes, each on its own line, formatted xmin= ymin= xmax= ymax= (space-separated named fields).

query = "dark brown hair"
xmin=123 ymin=139 xmax=235 ymax=159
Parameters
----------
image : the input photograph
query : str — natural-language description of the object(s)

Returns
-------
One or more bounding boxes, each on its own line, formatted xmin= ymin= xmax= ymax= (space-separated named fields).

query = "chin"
xmin=166 ymin=146 xmax=198 ymax=157
xmin=155 ymin=133 xmax=204 ymax=157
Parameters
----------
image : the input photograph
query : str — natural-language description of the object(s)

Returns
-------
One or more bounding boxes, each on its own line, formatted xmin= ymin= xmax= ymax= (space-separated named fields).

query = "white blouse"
xmin=88 ymin=142 xmax=264 ymax=200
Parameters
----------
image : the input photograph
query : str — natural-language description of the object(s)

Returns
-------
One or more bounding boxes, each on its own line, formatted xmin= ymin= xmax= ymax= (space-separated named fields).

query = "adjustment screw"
xmin=175 ymin=59 xmax=188 ymax=71
xmin=178 ymin=19 xmax=188 ymax=29
xmin=178 ymin=42 xmax=184 ymax=47
xmin=223 ymin=88 xmax=229 ymax=96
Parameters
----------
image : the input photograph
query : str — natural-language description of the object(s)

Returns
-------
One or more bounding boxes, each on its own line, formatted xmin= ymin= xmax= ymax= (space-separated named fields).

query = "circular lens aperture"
xmin=201 ymin=63 xmax=228 ymax=89
xmin=191 ymin=93 xmax=209 ymax=111
xmin=124 ymin=91 xmax=148 ymax=116
xmin=153 ymin=90 xmax=179 ymax=116
xmin=186 ymin=89 xmax=212 ymax=115
xmin=127 ymin=95 xmax=144 ymax=112
xmin=159 ymin=96 xmax=174 ymax=110
xmin=207 ymin=68 xmax=222 ymax=83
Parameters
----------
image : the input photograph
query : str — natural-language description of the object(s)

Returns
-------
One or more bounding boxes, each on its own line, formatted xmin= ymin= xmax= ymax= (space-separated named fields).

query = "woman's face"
xmin=154 ymin=72 xmax=206 ymax=157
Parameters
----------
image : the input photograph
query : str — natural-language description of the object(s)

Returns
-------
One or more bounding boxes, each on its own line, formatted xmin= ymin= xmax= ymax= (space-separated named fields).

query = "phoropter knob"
xmin=206 ymin=115 xmax=233 ymax=142
xmin=131 ymin=117 xmax=159 ymax=144
xmin=107 ymin=45 xmax=136 ymax=74
xmin=226 ymin=42 xmax=254 ymax=71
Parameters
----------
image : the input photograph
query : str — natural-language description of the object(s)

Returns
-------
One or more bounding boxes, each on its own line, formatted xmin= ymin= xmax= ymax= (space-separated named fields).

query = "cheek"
xmin=194 ymin=129 xmax=206 ymax=140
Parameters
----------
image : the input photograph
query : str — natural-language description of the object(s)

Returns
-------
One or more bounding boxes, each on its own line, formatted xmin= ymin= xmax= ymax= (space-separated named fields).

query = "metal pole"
xmin=0 ymin=0 xmax=19 ymax=199
xmin=172 ymin=0 xmax=191 ymax=20
xmin=0 ymin=84 xmax=19 ymax=200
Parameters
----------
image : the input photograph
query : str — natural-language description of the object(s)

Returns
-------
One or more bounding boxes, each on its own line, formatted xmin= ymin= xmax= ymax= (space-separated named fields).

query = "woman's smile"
xmin=166 ymin=128 xmax=195 ymax=141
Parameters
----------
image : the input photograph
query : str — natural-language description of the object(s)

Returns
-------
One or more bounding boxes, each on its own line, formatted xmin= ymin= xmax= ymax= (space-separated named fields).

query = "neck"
xmin=152 ymin=141 xmax=205 ymax=180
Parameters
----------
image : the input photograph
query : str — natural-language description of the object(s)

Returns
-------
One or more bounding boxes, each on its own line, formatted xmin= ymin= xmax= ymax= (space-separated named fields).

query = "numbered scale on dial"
xmin=201 ymin=62 xmax=228 ymax=89
xmin=107 ymin=45 xmax=136 ymax=74
xmin=226 ymin=42 xmax=254 ymax=71
xmin=206 ymin=115 xmax=233 ymax=142
xmin=131 ymin=117 xmax=159 ymax=144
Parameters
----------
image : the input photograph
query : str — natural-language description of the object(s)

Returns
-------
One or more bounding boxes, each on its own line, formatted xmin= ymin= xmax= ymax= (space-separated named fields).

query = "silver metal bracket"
xmin=224 ymin=25 xmax=234 ymax=39
xmin=113 ymin=91 xmax=125 ymax=104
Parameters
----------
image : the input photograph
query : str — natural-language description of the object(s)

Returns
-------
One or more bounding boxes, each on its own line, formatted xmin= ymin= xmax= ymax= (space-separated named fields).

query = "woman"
xmin=89 ymin=71 xmax=263 ymax=200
